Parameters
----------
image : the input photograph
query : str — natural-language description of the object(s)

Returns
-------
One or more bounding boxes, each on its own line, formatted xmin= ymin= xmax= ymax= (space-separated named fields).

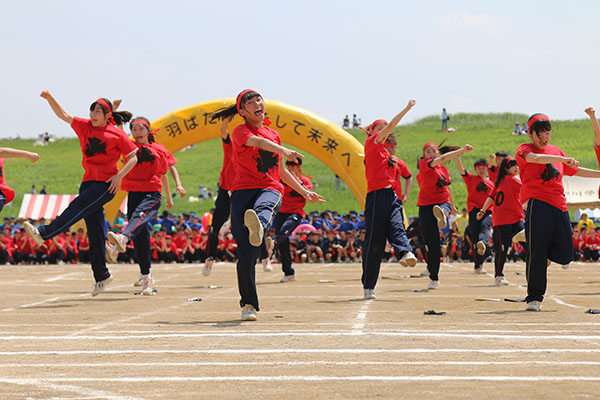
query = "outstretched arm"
xmin=585 ymin=107 xmax=600 ymax=147
xmin=375 ymin=99 xmax=416 ymax=144
xmin=168 ymin=166 xmax=186 ymax=197
xmin=280 ymin=164 xmax=326 ymax=203
xmin=574 ymin=167 xmax=600 ymax=178
xmin=40 ymin=90 xmax=73 ymax=124
xmin=455 ymin=155 xmax=467 ymax=175
xmin=161 ymin=174 xmax=173 ymax=209
xmin=245 ymin=136 xmax=303 ymax=163
xmin=0 ymin=148 xmax=39 ymax=163
xmin=430 ymin=145 xmax=473 ymax=168
xmin=521 ymin=152 xmax=579 ymax=167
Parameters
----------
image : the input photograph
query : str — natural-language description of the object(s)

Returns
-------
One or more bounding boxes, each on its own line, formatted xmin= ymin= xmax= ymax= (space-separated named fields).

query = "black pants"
xmin=273 ymin=212 xmax=302 ymax=276
xmin=419 ymin=202 xmax=451 ymax=281
xmin=492 ymin=221 xmax=525 ymax=277
xmin=207 ymin=186 xmax=231 ymax=259
xmin=123 ymin=191 xmax=162 ymax=275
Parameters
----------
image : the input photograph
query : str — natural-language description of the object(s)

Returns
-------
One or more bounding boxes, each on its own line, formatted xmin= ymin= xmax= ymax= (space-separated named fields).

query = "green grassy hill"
xmin=1 ymin=113 xmax=596 ymax=219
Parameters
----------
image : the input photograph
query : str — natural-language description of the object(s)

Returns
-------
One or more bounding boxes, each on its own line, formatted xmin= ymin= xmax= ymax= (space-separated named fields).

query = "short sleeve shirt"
xmin=121 ymin=142 xmax=171 ymax=192
xmin=416 ymin=158 xmax=451 ymax=206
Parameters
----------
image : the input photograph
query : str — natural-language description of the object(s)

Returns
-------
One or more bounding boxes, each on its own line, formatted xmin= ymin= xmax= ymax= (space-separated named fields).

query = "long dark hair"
xmin=210 ymin=90 xmax=262 ymax=122
xmin=90 ymin=98 xmax=132 ymax=126
xmin=494 ymin=156 xmax=517 ymax=187
xmin=417 ymin=139 xmax=461 ymax=166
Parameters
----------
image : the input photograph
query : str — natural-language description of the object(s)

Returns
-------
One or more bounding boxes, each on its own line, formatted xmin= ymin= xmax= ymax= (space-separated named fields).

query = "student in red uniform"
xmin=210 ymin=89 xmax=324 ymax=321
xmin=26 ymin=91 xmax=138 ymax=295
xmin=417 ymin=142 xmax=473 ymax=289
xmin=76 ymin=228 xmax=89 ymax=263
xmin=385 ymin=135 xmax=412 ymax=204
xmin=273 ymin=158 xmax=313 ymax=282
xmin=455 ymin=155 xmax=494 ymax=273
xmin=0 ymin=148 xmax=39 ymax=212
xmin=203 ymin=116 xmax=236 ymax=276
xmin=517 ymin=113 xmax=600 ymax=311
xmin=477 ymin=156 xmax=524 ymax=285
xmin=106 ymin=116 xmax=173 ymax=295
xmin=572 ymin=229 xmax=584 ymax=261
xmin=487 ymin=151 xmax=507 ymax=183
xmin=362 ymin=100 xmax=418 ymax=300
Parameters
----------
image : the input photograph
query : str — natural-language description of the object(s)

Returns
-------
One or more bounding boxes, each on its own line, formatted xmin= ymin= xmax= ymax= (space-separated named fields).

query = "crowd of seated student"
xmin=573 ymin=226 xmax=600 ymax=262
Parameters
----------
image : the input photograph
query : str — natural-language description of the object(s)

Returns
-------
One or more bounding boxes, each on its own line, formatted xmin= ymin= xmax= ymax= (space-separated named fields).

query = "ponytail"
xmin=130 ymin=116 xmax=156 ymax=143
xmin=494 ymin=156 xmax=517 ymax=187
xmin=90 ymin=98 xmax=132 ymax=126
xmin=210 ymin=89 xmax=262 ymax=122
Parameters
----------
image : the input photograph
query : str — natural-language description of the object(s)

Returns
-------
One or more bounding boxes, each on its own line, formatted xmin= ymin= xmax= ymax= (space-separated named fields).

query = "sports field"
xmin=1 ymin=259 xmax=599 ymax=399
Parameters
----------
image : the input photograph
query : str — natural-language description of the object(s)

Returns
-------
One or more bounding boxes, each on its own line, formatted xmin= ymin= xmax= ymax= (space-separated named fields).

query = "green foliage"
xmin=1 ymin=113 xmax=595 ymax=219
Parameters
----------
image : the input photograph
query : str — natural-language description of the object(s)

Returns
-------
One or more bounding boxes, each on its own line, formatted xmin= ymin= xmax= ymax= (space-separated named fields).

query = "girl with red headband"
xmin=361 ymin=100 xmax=418 ymax=300
xmin=417 ymin=141 xmax=473 ymax=289
xmin=0 ymin=148 xmax=40 ymax=212
xmin=106 ymin=116 xmax=175 ymax=295
xmin=455 ymin=155 xmax=494 ymax=274
xmin=210 ymin=89 xmax=325 ymax=321
xmin=477 ymin=156 xmax=524 ymax=285
xmin=26 ymin=91 xmax=138 ymax=296
xmin=517 ymin=113 xmax=600 ymax=311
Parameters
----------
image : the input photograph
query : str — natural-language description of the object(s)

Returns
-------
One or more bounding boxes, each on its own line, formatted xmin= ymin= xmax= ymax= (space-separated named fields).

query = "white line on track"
xmin=1 ymin=379 xmax=147 ymax=400
xmin=352 ymin=300 xmax=371 ymax=332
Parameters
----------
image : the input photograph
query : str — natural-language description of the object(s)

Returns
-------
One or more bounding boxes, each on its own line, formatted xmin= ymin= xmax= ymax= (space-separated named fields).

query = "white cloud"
xmin=440 ymin=11 xmax=510 ymax=34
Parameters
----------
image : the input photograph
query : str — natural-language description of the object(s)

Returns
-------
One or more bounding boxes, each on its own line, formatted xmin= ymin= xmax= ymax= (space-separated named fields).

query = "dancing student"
xmin=417 ymin=142 xmax=472 ymax=289
xmin=455 ymin=155 xmax=494 ymax=274
xmin=272 ymin=157 xmax=313 ymax=282
xmin=203 ymin=116 xmax=236 ymax=276
xmin=26 ymin=91 xmax=138 ymax=295
xmin=477 ymin=156 xmax=524 ymax=285
xmin=361 ymin=100 xmax=418 ymax=300
xmin=106 ymin=116 xmax=173 ymax=295
xmin=487 ymin=150 xmax=507 ymax=182
xmin=517 ymin=113 xmax=600 ymax=311
xmin=385 ymin=134 xmax=412 ymax=204
xmin=210 ymin=89 xmax=324 ymax=321
xmin=0 ymin=148 xmax=39 ymax=212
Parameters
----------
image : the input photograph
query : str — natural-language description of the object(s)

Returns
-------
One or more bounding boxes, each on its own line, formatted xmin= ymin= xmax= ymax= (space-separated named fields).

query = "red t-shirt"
xmin=0 ymin=158 xmax=15 ymax=204
xmin=490 ymin=175 xmax=523 ymax=226
xmin=231 ymin=123 xmax=283 ymax=193
xmin=573 ymin=236 xmax=584 ymax=252
xmin=487 ymin=166 xmax=499 ymax=183
xmin=219 ymin=136 xmax=235 ymax=191
xmin=70 ymin=117 xmax=138 ymax=182
xmin=595 ymin=145 xmax=600 ymax=199
xmin=172 ymin=234 xmax=188 ymax=251
xmin=516 ymin=143 xmax=578 ymax=211
xmin=585 ymin=235 xmax=600 ymax=249
xmin=416 ymin=158 xmax=452 ymax=206
xmin=121 ymin=142 xmax=170 ymax=192
xmin=279 ymin=175 xmax=312 ymax=216
xmin=393 ymin=158 xmax=411 ymax=199
xmin=462 ymin=170 xmax=494 ymax=212
xmin=77 ymin=236 xmax=89 ymax=250
xmin=364 ymin=134 xmax=396 ymax=193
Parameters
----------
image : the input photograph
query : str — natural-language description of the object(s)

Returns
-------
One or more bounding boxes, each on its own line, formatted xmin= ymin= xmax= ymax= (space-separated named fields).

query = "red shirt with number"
xmin=490 ymin=175 xmax=523 ymax=226
xmin=70 ymin=117 xmax=138 ymax=182
xmin=416 ymin=158 xmax=452 ymax=206
xmin=516 ymin=143 xmax=578 ymax=211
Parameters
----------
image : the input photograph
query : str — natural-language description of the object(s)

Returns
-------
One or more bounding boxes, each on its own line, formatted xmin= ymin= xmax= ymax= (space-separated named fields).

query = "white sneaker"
xmin=561 ymin=264 xmax=569 ymax=270
xmin=134 ymin=273 xmax=154 ymax=287
xmin=427 ymin=280 xmax=439 ymax=289
xmin=24 ymin=221 xmax=44 ymax=246
xmin=280 ymin=274 xmax=296 ymax=282
xmin=107 ymin=231 xmax=128 ymax=253
xmin=203 ymin=257 xmax=214 ymax=276
xmin=241 ymin=304 xmax=257 ymax=321
xmin=526 ymin=301 xmax=541 ymax=311
xmin=262 ymin=258 xmax=273 ymax=272
xmin=106 ymin=243 xmax=118 ymax=264
xmin=91 ymin=275 xmax=113 ymax=296
xmin=364 ymin=289 xmax=376 ymax=299
xmin=399 ymin=251 xmax=417 ymax=267
xmin=474 ymin=267 xmax=486 ymax=274
xmin=433 ymin=205 xmax=447 ymax=228
xmin=495 ymin=276 xmax=509 ymax=286
xmin=420 ymin=269 xmax=430 ymax=277
xmin=512 ymin=229 xmax=526 ymax=243
xmin=477 ymin=241 xmax=486 ymax=256
xmin=140 ymin=275 xmax=155 ymax=295
xmin=244 ymin=209 xmax=263 ymax=247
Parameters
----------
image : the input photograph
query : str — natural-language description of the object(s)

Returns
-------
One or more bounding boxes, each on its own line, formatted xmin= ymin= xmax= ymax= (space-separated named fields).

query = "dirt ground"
xmin=1 ymin=258 xmax=600 ymax=399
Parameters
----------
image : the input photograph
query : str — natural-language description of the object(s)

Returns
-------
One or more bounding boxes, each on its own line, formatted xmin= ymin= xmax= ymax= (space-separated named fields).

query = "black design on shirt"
xmin=436 ymin=175 xmax=449 ymax=189
xmin=85 ymin=137 xmax=107 ymax=157
xmin=540 ymin=164 xmax=560 ymax=183
xmin=0 ymin=166 xmax=3 ymax=178
xmin=476 ymin=181 xmax=488 ymax=192
xmin=137 ymin=146 xmax=156 ymax=165
xmin=256 ymin=149 xmax=279 ymax=177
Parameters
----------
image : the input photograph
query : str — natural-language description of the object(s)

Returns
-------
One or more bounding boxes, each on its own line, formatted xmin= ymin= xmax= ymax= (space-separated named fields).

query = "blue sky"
xmin=2 ymin=0 xmax=600 ymax=138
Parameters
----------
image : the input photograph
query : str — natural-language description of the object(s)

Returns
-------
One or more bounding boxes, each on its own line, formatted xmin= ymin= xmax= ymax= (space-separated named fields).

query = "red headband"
xmin=131 ymin=119 xmax=159 ymax=134
xmin=235 ymin=89 xmax=271 ymax=126
xmin=422 ymin=142 xmax=438 ymax=152
xmin=527 ymin=114 xmax=549 ymax=132
xmin=474 ymin=160 xmax=488 ymax=167
xmin=94 ymin=99 xmax=115 ymax=125
xmin=368 ymin=119 xmax=388 ymax=135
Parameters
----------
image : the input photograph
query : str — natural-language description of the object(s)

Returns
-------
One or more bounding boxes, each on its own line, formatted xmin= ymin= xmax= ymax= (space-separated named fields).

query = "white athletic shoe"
xmin=427 ymin=280 xmax=439 ymax=289
xmin=280 ymin=274 xmax=296 ymax=283
xmin=107 ymin=231 xmax=128 ymax=253
xmin=91 ymin=275 xmax=113 ymax=296
xmin=140 ymin=275 xmax=154 ymax=295
xmin=241 ymin=304 xmax=257 ymax=321
xmin=134 ymin=273 xmax=154 ymax=287
xmin=420 ymin=269 xmax=430 ymax=277
xmin=433 ymin=205 xmax=447 ymax=228
xmin=364 ymin=289 xmax=376 ymax=299
xmin=399 ymin=251 xmax=417 ymax=268
xmin=203 ymin=257 xmax=214 ymax=276
xmin=495 ymin=276 xmax=509 ymax=286
xmin=477 ymin=241 xmax=486 ymax=256
xmin=474 ymin=267 xmax=486 ymax=274
xmin=526 ymin=301 xmax=541 ymax=312
xmin=244 ymin=209 xmax=263 ymax=247
xmin=262 ymin=258 xmax=273 ymax=272
xmin=106 ymin=243 xmax=118 ymax=264
xmin=512 ymin=229 xmax=526 ymax=243
xmin=24 ymin=221 xmax=44 ymax=247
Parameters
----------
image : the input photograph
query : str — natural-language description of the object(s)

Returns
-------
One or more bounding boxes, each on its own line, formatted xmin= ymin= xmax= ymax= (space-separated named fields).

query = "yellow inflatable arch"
xmin=105 ymin=98 xmax=367 ymax=220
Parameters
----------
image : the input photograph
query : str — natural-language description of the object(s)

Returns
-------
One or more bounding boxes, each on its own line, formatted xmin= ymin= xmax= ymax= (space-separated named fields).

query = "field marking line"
xmin=0 ymin=378 xmax=148 ymax=400
xmin=352 ymin=300 xmax=371 ymax=332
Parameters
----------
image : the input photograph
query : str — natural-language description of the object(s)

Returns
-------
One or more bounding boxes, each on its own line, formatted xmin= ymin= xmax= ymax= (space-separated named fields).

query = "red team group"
xmin=1 ymin=90 xmax=600 ymax=319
